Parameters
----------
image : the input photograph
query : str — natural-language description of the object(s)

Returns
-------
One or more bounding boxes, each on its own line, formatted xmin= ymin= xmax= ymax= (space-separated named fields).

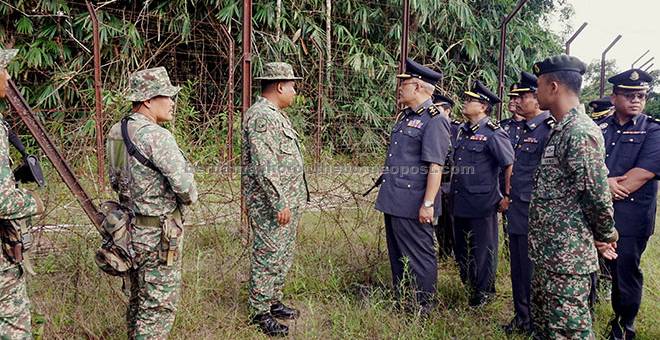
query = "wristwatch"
xmin=423 ymin=200 xmax=434 ymax=208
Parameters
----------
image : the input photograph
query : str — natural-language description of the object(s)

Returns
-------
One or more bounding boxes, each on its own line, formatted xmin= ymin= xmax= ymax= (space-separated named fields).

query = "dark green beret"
xmin=532 ymin=55 xmax=586 ymax=76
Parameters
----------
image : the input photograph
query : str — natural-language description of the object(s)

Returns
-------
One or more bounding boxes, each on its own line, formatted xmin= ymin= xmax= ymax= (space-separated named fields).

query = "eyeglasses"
xmin=616 ymin=92 xmax=647 ymax=101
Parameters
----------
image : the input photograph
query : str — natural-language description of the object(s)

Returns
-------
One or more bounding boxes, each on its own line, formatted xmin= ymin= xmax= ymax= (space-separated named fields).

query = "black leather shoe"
xmin=271 ymin=302 xmax=300 ymax=320
xmin=501 ymin=317 xmax=532 ymax=336
xmin=608 ymin=317 xmax=624 ymax=340
xmin=250 ymin=313 xmax=289 ymax=337
xmin=468 ymin=292 xmax=493 ymax=308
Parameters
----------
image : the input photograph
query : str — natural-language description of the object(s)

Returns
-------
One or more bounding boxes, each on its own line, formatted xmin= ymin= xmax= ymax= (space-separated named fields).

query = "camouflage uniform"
xmin=529 ymin=105 xmax=618 ymax=339
xmin=242 ymin=63 xmax=308 ymax=315
xmin=0 ymin=49 xmax=42 ymax=339
xmin=107 ymin=67 xmax=198 ymax=339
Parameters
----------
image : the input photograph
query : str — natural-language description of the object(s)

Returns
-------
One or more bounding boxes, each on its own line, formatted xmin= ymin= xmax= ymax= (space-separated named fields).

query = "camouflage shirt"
xmin=529 ymin=105 xmax=618 ymax=275
xmin=106 ymin=113 xmax=198 ymax=216
xmin=0 ymin=116 xmax=39 ymax=220
xmin=241 ymin=96 xmax=307 ymax=213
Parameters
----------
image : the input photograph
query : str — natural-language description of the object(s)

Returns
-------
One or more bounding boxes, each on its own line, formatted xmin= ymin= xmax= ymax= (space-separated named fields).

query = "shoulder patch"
xmin=487 ymin=120 xmax=500 ymax=130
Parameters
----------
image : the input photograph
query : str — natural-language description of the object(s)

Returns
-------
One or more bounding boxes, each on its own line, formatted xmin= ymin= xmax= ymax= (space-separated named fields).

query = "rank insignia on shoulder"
xmin=487 ymin=121 xmax=500 ymax=130
xmin=599 ymin=122 xmax=608 ymax=130
xmin=407 ymin=119 xmax=424 ymax=129
xmin=544 ymin=117 xmax=556 ymax=128
xmin=429 ymin=104 xmax=440 ymax=117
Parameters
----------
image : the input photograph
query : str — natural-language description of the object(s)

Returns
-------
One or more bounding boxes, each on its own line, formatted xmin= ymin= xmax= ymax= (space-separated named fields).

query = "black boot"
xmin=250 ymin=313 xmax=289 ymax=337
xmin=468 ymin=291 xmax=493 ymax=308
xmin=271 ymin=302 xmax=300 ymax=320
xmin=501 ymin=317 xmax=532 ymax=336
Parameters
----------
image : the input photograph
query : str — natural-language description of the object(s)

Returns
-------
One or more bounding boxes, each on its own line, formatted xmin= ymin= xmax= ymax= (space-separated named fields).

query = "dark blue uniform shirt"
xmin=375 ymin=99 xmax=452 ymax=219
xmin=508 ymin=111 xmax=555 ymax=234
xmin=441 ymin=120 xmax=462 ymax=195
xmin=597 ymin=113 xmax=660 ymax=237
xmin=452 ymin=117 xmax=515 ymax=218
xmin=501 ymin=117 xmax=524 ymax=147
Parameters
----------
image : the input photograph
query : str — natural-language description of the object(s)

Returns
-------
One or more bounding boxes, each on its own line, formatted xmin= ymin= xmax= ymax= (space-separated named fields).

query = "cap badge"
xmin=630 ymin=71 xmax=639 ymax=81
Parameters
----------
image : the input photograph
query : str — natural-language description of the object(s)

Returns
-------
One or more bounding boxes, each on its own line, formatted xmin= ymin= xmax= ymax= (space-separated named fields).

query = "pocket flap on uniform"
xmin=466 ymin=184 xmax=491 ymax=193
xmin=467 ymin=143 xmax=485 ymax=152
xmin=621 ymin=136 xmax=642 ymax=144
xmin=393 ymin=177 xmax=426 ymax=189
xmin=403 ymin=127 xmax=422 ymax=138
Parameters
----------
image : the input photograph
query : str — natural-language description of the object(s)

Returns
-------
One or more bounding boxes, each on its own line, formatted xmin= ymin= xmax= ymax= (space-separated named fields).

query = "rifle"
xmin=362 ymin=174 xmax=384 ymax=197
xmin=4 ymin=79 xmax=104 ymax=232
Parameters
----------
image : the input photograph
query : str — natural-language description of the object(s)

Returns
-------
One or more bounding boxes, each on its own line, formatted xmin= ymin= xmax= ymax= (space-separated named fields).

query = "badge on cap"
xmin=630 ymin=71 xmax=640 ymax=81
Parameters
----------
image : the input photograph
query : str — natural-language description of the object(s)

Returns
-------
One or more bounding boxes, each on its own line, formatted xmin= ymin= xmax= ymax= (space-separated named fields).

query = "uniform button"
xmin=454 ymin=190 xmax=458 ymax=194
xmin=389 ymin=153 xmax=392 ymax=157
xmin=383 ymin=179 xmax=386 ymax=183
xmin=630 ymin=198 xmax=634 ymax=201
xmin=406 ymin=119 xmax=410 ymax=122
xmin=407 ymin=184 xmax=411 ymax=188
xmin=617 ymin=130 xmax=621 ymax=133
xmin=611 ymin=142 xmax=616 ymax=145
xmin=394 ymin=141 xmax=398 ymax=145
xmin=628 ymin=139 xmax=634 ymax=142
xmin=606 ymin=154 xmax=609 ymax=157
xmin=399 ymin=130 xmax=403 ymax=132
xmin=458 ymin=157 xmax=462 ymax=161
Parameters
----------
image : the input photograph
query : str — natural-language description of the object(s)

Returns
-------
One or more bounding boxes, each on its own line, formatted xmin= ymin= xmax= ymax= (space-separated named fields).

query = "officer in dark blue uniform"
xmin=502 ymin=71 xmax=555 ymax=335
xmin=499 ymin=83 xmax=525 ymax=255
xmin=596 ymin=69 xmax=660 ymax=340
xmin=451 ymin=81 xmax=515 ymax=307
xmin=375 ymin=58 xmax=451 ymax=313
xmin=432 ymin=92 xmax=457 ymax=259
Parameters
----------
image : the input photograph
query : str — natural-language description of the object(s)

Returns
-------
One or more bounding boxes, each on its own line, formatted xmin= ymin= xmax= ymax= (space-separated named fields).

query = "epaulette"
xmin=544 ymin=117 xmax=557 ymax=129
xmin=648 ymin=116 xmax=660 ymax=125
xmin=428 ymin=104 xmax=440 ymax=117
xmin=451 ymin=119 xmax=461 ymax=125
xmin=487 ymin=120 xmax=500 ymax=130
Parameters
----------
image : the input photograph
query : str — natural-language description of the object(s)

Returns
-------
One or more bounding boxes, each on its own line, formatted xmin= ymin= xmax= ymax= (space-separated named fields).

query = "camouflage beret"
xmin=126 ymin=66 xmax=180 ymax=102
xmin=255 ymin=62 xmax=302 ymax=81
xmin=0 ymin=49 xmax=18 ymax=70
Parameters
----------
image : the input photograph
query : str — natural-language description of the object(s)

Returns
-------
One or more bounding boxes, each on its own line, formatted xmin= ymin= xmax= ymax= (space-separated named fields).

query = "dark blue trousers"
xmin=384 ymin=214 xmax=437 ymax=305
xmin=453 ymin=212 xmax=498 ymax=296
xmin=606 ymin=236 xmax=649 ymax=328
xmin=509 ymin=233 xmax=532 ymax=325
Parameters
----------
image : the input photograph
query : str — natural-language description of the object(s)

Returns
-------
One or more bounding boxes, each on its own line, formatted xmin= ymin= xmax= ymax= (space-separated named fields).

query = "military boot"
xmin=250 ymin=313 xmax=289 ymax=337
xmin=271 ymin=302 xmax=300 ymax=320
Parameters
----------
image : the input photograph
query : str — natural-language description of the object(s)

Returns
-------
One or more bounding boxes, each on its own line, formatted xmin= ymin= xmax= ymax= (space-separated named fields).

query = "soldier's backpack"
xmin=95 ymin=116 xmax=164 ymax=276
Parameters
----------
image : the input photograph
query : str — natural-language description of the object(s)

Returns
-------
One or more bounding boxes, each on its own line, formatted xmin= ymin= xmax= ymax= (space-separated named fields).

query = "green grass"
xmin=20 ymin=172 xmax=660 ymax=339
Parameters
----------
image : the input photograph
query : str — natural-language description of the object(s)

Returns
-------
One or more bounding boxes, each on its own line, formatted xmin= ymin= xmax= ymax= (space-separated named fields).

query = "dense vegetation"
xmin=1 ymin=0 xmax=568 ymax=164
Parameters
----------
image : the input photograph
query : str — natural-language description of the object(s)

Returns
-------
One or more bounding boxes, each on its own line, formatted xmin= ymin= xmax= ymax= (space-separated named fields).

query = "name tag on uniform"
xmin=523 ymin=137 xmax=538 ymax=144
xmin=543 ymin=145 xmax=555 ymax=157
xmin=622 ymin=130 xmax=646 ymax=135
xmin=541 ymin=157 xmax=558 ymax=165
xmin=407 ymin=119 xmax=423 ymax=128
xmin=469 ymin=134 xmax=488 ymax=141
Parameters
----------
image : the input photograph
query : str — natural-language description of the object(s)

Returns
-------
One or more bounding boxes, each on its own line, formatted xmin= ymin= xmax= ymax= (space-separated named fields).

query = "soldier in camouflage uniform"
xmin=242 ymin=62 xmax=308 ymax=337
xmin=529 ymin=55 xmax=619 ymax=339
xmin=0 ymin=49 xmax=44 ymax=338
xmin=107 ymin=67 xmax=198 ymax=339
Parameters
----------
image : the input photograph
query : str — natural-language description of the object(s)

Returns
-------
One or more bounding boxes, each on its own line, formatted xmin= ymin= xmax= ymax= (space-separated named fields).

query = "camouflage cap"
xmin=254 ymin=62 xmax=302 ymax=80
xmin=125 ymin=66 xmax=180 ymax=102
xmin=0 ymin=49 xmax=19 ymax=70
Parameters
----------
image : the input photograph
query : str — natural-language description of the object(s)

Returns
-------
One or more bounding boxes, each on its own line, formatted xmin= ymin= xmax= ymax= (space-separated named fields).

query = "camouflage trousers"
xmin=531 ymin=267 xmax=594 ymax=339
xmin=248 ymin=207 xmax=301 ymax=314
xmin=0 ymin=265 xmax=31 ymax=339
xmin=127 ymin=224 xmax=183 ymax=339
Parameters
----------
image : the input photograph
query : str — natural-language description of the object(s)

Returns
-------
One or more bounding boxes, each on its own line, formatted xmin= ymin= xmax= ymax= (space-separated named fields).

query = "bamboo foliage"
xmin=0 ymin=0 xmax=566 ymax=163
